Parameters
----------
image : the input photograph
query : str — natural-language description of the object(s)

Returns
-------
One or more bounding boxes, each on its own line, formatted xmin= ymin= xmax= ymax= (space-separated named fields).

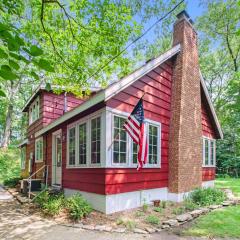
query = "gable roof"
xmin=35 ymin=43 xmax=222 ymax=139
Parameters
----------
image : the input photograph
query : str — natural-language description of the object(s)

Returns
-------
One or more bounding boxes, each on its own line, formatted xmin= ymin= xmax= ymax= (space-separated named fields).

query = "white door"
xmin=52 ymin=132 xmax=62 ymax=186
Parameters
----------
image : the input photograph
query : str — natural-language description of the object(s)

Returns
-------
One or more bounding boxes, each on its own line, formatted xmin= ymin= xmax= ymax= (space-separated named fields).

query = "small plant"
xmin=135 ymin=210 xmax=145 ymax=217
xmin=146 ymin=215 xmax=160 ymax=225
xmin=124 ymin=220 xmax=136 ymax=230
xmin=3 ymin=177 xmax=22 ymax=188
xmin=189 ymin=188 xmax=226 ymax=206
xmin=142 ymin=199 xmax=148 ymax=212
xmin=66 ymin=193 xmax=92 ymax=221
xmin=183 ymin=199 xmax=198 ymax=211
xmin=116 ymin=218 xmax=124 ymax=225
xmin=153 ymin=207 xmax=163 ymax=213
xmin=172 ymin=207 xmax=185 ymax=215
xmin=161 ymin=201 xmax=167 ymax=208
xmin=42 ymin=196 xmax=64 ymax=216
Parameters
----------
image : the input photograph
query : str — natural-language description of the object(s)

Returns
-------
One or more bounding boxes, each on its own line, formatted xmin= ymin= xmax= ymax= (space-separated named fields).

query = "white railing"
xmin=27 ymin=165 xmax=49 ymax=201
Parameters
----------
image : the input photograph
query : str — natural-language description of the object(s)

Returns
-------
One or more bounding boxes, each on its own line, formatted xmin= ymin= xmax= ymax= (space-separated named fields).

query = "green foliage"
xmin=172 ymin=207 xmax=185 ymax=215
xmin=66 ymin=193 xmax=92 ymax=221
xmin=189 ymin=188 xmax=226 ymax=206
xmin=215 ymin=178 xmax=240 ymax=197
xmin=3 ymin=177 xmax=22 ymax=188
xmin=161 ymin=200 xmax=167 ymax=208
xmin=135 ymin=210 xmax=145 ymax=217
xmin=145 ymin=215 xmax=160 ymax=225
xmin=183 ymin=199 xmax=198 ymax=211
xmin=124 ymin=220 xmax=136 ymax=230
xmin=0 ymin=148 xmax=21 ymax=184
xmin=153 ymin=207 xmax=163 ymax=213
xmin=142 ymin=202 xmax=148 ymax=213
xmin=116 ymin=218 xmax=124 ymax=225
xmin=184 ymin=206 xmax=240 ymax=238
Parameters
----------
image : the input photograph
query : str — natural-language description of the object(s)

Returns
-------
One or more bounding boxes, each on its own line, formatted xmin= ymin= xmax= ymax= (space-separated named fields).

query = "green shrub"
xmin=3 ymin=177 xmax=22 ymax=188
xmin=42 ymin=196 xmax=64 ymax=216
xmin=66 ymin=193 xmax=92 ymax=221
xmin=183 ymin=199 xmax=198 ymax=211
xmin=153 ymin=207 xmax=163 ymax=213
xmin=124 ymin=220 xmax=136 ymax=230
xmin=116 ymin=218 xmax=124 ymax=225
xmin=146 ymin=215 xmax=160 ymax=225
xmin=135 ymin=210 xmax=145 ymax=217
xmin=161 ymin=201 xmax=167 ymax=208
xmin=172 ymin=207 xmax=185 ymax=215
xmin=189 ymin=188 xmax=226 ymax=206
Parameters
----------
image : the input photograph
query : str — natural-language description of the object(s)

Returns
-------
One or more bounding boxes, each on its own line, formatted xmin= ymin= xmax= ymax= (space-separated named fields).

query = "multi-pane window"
xmin=79 ymin=123 xmax=87 ymax=164
xmin=132 ymin=142 xmax=138 ymax=164
xmin=91 ymin=117 xmax=101 ymax=164
xmin=35 ymin=137 xmax=43 ymax=162
xmin=148 ymin=125 xmax=158 ymax=164
xmin=21 ymin=147 xmax=26 ymax=169
xmin=69 ymin=127 xmax=76 ymax=165
xmin=29 ymin=97 xmax=40 ymax=124
xmin=203 ymin=138 xmax=215 ymax=166
xmin=113 ymin=116 xmax=127 ymax=164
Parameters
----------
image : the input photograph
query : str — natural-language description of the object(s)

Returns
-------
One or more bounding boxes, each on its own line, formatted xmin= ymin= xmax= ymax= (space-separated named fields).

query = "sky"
xmin=186 ymin=0 xmax=205 ymax=21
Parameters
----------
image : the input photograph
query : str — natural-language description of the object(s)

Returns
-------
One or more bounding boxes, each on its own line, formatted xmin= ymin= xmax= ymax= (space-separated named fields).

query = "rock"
xmin=113 ymin=228 xmax=126 ymax=233
xmin=145 ymin=227 xmax=156 ymax=234
xmin=82 ymin=225 xmax=95 ymax=230
xmin=133 ymin=228 xmax=148 ymax=234
xmin=190 ymin=209 xmax=203 ymax=218
xmin=209 ymin=205 xmax=221 ymax=210
xmin=162 ymin=219 xmax=179 ymax=227
xmin=222 ymin=201 xmax=232 ymax=206
xmin=95 ymin=225 xmax=112 ymax=232
xmin=16 ymin=195 xmax=29 ymax=204
xmin=176 ymin=213 xmax=192 ymax=222
xmin=74 ymin=223 xmax=84 ymax=228
xmin=199 ymin=208 xmax=209 ymax=214
xmin=155 ymin=228 xmax=162 ymax=232
xmin=161 ymin=224 xmax=170 ymax=229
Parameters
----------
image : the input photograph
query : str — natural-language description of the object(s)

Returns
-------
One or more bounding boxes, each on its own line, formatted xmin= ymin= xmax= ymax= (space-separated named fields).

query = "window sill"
xmin=202 ymin=165 xmax=215 ymax=168
xmin=35 ymin=160 xmax=43 ymax=163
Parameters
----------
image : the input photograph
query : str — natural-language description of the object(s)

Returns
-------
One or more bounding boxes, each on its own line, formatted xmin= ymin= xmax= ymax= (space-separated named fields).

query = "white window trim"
xmin=107 ymin=107 xmax=161 ymax=168
xmin=35 ymin=136 xmax=43 ymax=163
xmin=66 ymin=109 xmax=104 ymax=169
xmin=29 ymin=96 xmax=40 ymax=125
xmin=202 ymin=136 xmax=216 ymax=167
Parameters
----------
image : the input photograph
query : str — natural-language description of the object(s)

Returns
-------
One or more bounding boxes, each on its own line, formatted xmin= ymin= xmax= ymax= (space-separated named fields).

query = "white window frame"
xmin=107 ymin=108 xmax=161 ymax=168
xmin=29 ymin=96 xmax=40 ymax=125
xmin=202 ymin=136 xmax=216 ymax=167
xmin=66 ymin=109 xmax=104 ymax=168
xmin=21 ymin=146 xmax=26 ymax=170
xmin=35 ymin=137 xmax=43 ymax=163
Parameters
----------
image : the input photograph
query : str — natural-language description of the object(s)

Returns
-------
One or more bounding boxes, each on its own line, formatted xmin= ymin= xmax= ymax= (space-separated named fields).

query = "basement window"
xmin=203 ymin=137 xmax=216 ymax=167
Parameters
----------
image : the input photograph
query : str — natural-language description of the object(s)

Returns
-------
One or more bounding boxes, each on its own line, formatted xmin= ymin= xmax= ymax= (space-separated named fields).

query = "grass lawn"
xmin=215 ymin=177 xmax=240 ymax=197
xmin=184 ymin=205 xmax=240 ymax=238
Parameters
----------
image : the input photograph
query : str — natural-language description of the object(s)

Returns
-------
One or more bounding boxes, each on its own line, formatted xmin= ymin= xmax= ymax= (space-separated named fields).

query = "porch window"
xmin=21 ymin=147 xmax=26 ymax=169
xmin=203 ymin=137 xmax=216 ymax=167
xmin=91 ymin=117 xmax=101 ymax=164
xmin=68 ymin=127 xmax=76 ymax=165
xmin=35 ymin=137 xmax=43 ymax=162
xmin=113 ymin=116 xmax=127 ymax=164
xmin=79 ymin=123 xmax=87 ymax=165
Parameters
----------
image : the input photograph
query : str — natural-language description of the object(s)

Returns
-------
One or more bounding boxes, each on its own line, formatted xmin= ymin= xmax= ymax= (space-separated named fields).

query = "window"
xmin=148 ymin=125 xmax=158 ymax=164
xmin=21 ymin=147 xmax=26 ymax=169
xmin=113 ymin=116 xmax=127 ymax=164
xmin=35 ymin=137 xmax=43 ymax=162
xmin=68 ymin=127 xmax=76 ymax=166
xmin=79 ymin=123 xmax=87 ymax=165
xmin=203 ymin=137 xmax=216 ymax=167
xmin=132 ymin=142 xmax=138 ymax=164
xmin=29 ymin=97 xmax=40 ymax=124
xmin=91 ymin=117 xmax=101 ymax=164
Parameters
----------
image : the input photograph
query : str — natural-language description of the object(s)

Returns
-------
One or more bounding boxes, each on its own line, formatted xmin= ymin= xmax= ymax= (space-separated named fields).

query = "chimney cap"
xmin=176 ymin=10 xmax=194 ymax=24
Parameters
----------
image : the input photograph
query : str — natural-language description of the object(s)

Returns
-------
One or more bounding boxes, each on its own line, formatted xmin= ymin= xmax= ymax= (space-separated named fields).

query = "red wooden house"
xmin=19 ymin=11 xmax=222 ymax=214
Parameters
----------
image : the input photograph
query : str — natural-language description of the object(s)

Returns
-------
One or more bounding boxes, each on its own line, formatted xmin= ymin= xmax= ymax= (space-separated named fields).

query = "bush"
xmin=124 ymin=220 xmax=136 ymax=230
xmin=183 ymin=199 xmax=198 ymax=211
xmin=189 ymin=188 xmax=226 ymax=206
xmin=172 ymin=207 xmax=185 ymax=215
xmin=3 ymin=177 xmax=22 ymax=188
xmin=153 ymin=207 xmax=163 ymax=213
xmin=66 ymin=193 xmax=92 ymax=221
xmin=146 ymin=215 xmax=160 ymax=225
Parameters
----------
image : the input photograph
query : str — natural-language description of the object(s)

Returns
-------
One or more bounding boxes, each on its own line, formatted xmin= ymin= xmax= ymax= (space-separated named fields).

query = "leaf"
xmin=0 ymin=23 xmax=8 ymax=31
xmin=29 ymin=45 xmax=43 ymax=56
xmin=0 ymin=49 xmax=7 ymax=58
xmin=9 ymin=52 xmax=21 ymax=60
xmin=15 ymin=35 xmax=25 ymax=46
xmin=0 ymin=89 xmax=6 ymax=97
xmin=9 ymin=60 xmax=20 ymax=70
xmin=36 ymin=58 xmax=55 ymax=72
xmin=45 ymin=83 xmax=51 ymax=91
xmin=0 ymin=69 xmax=18 ymax=80
xmin=30 ymin=71 xmax=39 ymax=80
xmin=1 ymin=65 xmax=11 ymax=71
xmin=7 ymin=38 xmax=20 ymax=52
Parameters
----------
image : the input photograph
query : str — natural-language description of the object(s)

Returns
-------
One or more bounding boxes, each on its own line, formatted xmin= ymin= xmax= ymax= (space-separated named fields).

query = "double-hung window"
xmin=113 ymin=116 xmax=127 ymax=164
xmin=29 ymin=97 xmax=40 ymax=125
xmin=35 ymin=137 xmax=43 ymax=162
xmin=203 ymin=137 xmax=216 ymax=167
xmin=91 ymin=117 xmax=101 ymax=164
xmin=79 ymin=123 xmax=87 ymax=165
xmin=148 ymin=125 xmax=158 ymax=165
xmin=68 ymin=127 xmax=76 ymax=166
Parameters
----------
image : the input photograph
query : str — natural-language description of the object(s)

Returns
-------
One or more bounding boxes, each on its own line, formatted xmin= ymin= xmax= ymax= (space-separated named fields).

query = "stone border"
xmin=6 ymin=187 xmax=240 ymax=235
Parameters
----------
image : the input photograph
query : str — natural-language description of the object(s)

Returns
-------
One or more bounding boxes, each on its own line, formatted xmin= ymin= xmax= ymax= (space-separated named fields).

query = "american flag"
xmin=123 ymin=98 xmax=148 ymax=169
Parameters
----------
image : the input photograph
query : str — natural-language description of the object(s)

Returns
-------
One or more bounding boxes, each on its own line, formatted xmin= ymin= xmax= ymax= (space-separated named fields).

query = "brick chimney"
xmin=168 ymin=11 xmax=202 ymax=196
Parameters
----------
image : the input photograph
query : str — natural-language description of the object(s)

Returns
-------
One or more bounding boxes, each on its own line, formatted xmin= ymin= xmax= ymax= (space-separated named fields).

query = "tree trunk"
xmin=0 ymin=103 xmax=13 ymax=149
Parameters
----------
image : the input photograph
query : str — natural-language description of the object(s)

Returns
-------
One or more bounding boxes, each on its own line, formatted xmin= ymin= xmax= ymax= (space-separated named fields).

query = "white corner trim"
xmin=35 ymin=45 xmax=181 ymax=138
xmin=200 ymin=72 xmax=223 ymax=139
xmin=18 ymin=138 xmax=29 ymax=148
xmin=202 ymin=180 xmax=215 ymax=188
xmin=64 ymin=187 xmax=168 ymax=214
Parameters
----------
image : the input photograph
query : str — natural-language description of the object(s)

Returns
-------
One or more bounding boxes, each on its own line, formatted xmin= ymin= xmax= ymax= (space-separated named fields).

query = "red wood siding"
xmin=202 ymin=167 xmax=215 ymax=181
xmin=105 ymin=61 xmax=173 ymax=194
xmin=201 ymin=91 xmax=216 ymax=181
